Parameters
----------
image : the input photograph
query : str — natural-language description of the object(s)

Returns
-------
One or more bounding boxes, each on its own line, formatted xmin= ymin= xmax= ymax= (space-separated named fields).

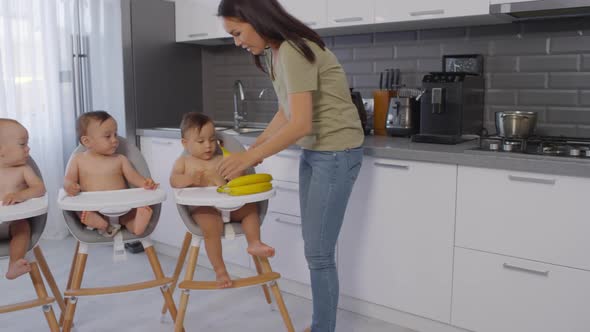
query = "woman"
xmin=217 ymin=1 xmax=364 ymax=331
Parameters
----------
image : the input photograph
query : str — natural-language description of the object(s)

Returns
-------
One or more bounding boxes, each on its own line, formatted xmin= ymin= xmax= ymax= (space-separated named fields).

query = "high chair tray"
xmin=174 ymin=187 xmax=275 ymax=210
xmin=57 ymin=188 xmax=166 ymax=212
xmin=0 ymin=195 xmax=48 ymax=223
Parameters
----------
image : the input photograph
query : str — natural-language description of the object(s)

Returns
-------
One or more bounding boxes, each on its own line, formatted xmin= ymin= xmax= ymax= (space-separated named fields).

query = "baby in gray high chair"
xmin=0 ymin=119 xmax=46 ymax=279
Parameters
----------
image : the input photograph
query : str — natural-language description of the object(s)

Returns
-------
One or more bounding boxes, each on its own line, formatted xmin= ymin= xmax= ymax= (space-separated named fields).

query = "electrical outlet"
xmin=362 ymin=98 xmax=374 ymax=114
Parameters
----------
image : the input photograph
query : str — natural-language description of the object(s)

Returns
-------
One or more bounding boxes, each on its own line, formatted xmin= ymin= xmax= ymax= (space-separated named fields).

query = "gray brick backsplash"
xmin=486 ymin=90 xmax=517 ymax=105
xmin=550 ymin=73 xmax=590 ymax=89
xmin=202 ymin=18 xmax=590 ymax=136
xmin=493 ymin=38 xmax=548 ymax=56
xmin=442 ymin=41 xmax=491 ymax=56
xmin=396 ymin=44 xmax=441 ymax=59
xmin=551 ymin=36 xmax=590 ymax=54
xmin=333 ymin=34 xmax=373 ymax=48
xmin=519 ymin=55 xmax=579 ymax=72
xmin=485 ymin=56 xmax=517 ymax=72
xmin=332 ymin=48 xmax=354 ymax=61
xmin=375 ymin=59 xmax=417 ymax=72
xmin=420 ymin=27 xmax=466 ymax=40
xmin=374 ymin=31 xmax=417 ymax=44
xmin=519 ymin=90 xmax=578 ymax=106
xmin=491 ymin=73 xmax=546 ymax=89
xmin=547 ymin=107 xmax=590 ymax=125
xmin=354 ymin=46 xmax=393 ymax=60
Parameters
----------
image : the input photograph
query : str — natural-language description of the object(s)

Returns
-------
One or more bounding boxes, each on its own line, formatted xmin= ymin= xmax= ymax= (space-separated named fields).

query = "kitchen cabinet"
xmin=338 ymin=156 xmax=456 ymax=323
xmin=456 ymin=166 xmax=590 ymax=271
xmin=140 ymin=136 xmax=251 ymax=268
xmin=375 ymin=0 xmax=489 ymax=24
xmin=326 ymin=0 xmax=374 ymax=27
xmin=279 ymin=0 xmax=328 ymax=29
xmin=175 ymin=0 xmax=225 ymax=42
xmin=452 ymin=247 xmax=590 ymax=332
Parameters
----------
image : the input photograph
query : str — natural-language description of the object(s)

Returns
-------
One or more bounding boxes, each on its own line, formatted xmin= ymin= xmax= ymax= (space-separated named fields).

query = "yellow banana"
xmin=218 ymin=140 xmax=231 ymax=157
xmin=225 ymin=173 xmax=273 ymax=187
xmin=217 ymin=181 xmax=272 ymax=196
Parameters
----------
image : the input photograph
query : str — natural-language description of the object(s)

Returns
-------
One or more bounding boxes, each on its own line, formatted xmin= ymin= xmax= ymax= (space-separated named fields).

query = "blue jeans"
xmin=299 ymin=147 xmax=363 ymax=332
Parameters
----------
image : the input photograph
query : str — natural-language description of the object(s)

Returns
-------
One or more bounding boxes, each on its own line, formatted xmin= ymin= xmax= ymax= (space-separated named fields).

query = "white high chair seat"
xmin=0 ymin=195 xmax=48 ymax=223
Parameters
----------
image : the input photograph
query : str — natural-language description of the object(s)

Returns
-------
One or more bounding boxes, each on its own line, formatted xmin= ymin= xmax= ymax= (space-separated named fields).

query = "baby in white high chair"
xmin=0 ymin=119 xmax=46 ymax=279
xmin=170 ymin=112 xmax=274 ymax=288
xmin=63 ymin=111 xmax=158 ymax=237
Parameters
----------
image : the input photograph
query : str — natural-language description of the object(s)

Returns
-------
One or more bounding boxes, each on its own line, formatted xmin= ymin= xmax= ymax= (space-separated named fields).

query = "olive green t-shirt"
xmin=264 ymin=40 xmax=364 ymax=151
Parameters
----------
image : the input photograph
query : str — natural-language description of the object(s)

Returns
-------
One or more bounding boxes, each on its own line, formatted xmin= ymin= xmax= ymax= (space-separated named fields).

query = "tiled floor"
xmin=0 ymin=237 xmax=416 ymax=332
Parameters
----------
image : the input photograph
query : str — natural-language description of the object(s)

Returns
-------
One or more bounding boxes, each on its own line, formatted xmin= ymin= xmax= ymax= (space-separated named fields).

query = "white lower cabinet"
xmin=339 ymin=156 xmax=457 ymax=323
xmin=452 ymin=247 xmax=590 ymax=332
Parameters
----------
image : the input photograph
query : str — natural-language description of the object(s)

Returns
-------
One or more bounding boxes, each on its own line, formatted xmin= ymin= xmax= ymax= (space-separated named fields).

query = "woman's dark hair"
xmin=217 ymin=0 xmax=325 ymax=73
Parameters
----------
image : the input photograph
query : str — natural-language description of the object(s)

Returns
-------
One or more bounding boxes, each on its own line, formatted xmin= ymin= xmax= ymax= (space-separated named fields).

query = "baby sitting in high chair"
xmin=0 ymin=119 xmax=46 ymax=279
xmin=170 ymin=112 xmax=275 ymax=288
xmin=63 ymin=111 xmax=158 ymax=237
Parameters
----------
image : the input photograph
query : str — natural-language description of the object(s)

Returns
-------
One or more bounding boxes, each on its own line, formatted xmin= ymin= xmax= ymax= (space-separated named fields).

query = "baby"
xmin=170 ymin=112 xmax=274 ymax=288
xmin=0 ymin=119 xmax=46 ymax=279
xmin=63 ymin=111 xmax=157 ymax=237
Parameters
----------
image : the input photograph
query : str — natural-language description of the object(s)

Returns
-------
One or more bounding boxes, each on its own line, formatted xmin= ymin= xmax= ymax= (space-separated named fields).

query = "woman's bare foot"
xmin=247 ymin=241 xmax=275 ymax=258
xmin=131 ymin=206 xmax=153 ymax=235
xmin=215 ymin=269 xmax=233 ymax=289
xmin=80 ymin=211 xmax=108 ymax=230
xmin=6 ymin=259 xmax=31 ymax=280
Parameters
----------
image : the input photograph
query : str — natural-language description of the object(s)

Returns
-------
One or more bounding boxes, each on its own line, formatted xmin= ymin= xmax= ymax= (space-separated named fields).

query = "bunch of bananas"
xmin=217 ymin=173 xmax=273 ymax=196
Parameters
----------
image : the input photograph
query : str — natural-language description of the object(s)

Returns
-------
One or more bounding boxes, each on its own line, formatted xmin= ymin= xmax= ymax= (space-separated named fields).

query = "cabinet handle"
xmin=304 ymin=21 xmax=317 ymax=26
xmin=508 ymin=175 xmax=556 ymax=185
xmin=152 ymin=139 xmax=173 ymax=146
xmin=374 ymin=162 xmax=409 ymax=170
xmin=275 ymin=185 xmax=298 ymax=192
xmin=188 ymin=32 xmax=209 ymax=38
xmin=503 ymin=263 xmax=550 ymax=277
xmin=274 ymin=216 xmax=300 ymax=227
xmin=409 ymin=9 xmax=445 ymax=17
xmin=333 ymin=17 xmax=363 ymax=23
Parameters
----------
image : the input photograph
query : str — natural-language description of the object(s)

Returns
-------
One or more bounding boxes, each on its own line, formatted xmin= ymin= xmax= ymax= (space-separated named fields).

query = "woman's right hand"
xmin=65 ymin=182 xmax=81 ymax=196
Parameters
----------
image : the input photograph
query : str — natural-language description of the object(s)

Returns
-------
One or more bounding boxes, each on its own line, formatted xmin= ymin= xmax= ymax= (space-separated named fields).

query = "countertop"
xmin=137 ymin=127 xmax=590 ymax=178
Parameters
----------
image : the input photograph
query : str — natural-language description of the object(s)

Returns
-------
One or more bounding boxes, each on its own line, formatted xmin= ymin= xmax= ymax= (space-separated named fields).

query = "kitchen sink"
xmin=215 ymin=126 xmax=264 ymax=135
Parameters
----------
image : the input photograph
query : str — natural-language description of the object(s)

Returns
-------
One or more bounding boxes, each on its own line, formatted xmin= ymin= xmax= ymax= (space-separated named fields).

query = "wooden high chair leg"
xmin=62 ymin=245 xmax=88 ymax=332
xmin=161 ymin=231 xmax=192 ymax=315
xmin=174 ymin=237 xmax=201 ymax=332
xmin=142 ymin=240 xmax=181 ymax=331
xmin=33 ymin=246 xmax=66 ymax=315
xmin=252 ymin=255 xmax=272 ymax=304
xmin=258 ymin=256 xmax=295 ymax=332
xmin=29 ymin=262 xmax=60 ymax=332
xmin=60 ymin=241 xmax=80 ymax=326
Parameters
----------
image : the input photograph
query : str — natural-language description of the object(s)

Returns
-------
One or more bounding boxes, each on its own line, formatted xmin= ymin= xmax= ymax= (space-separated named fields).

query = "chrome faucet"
xmin=233 ymin=80 xmax=246 ymax=130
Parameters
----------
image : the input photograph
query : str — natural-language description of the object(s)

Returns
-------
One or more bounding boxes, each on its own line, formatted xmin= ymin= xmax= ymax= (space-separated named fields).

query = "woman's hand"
xmin=217 ymin=151 xmax=257 ymax=180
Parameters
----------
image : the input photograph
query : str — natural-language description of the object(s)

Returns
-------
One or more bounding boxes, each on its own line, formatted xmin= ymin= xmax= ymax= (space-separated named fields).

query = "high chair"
xmin=58 ymin=137 xmax=180 ymax=332
xmin=0 ymin=158 xmax=65 ymax=332
xmin=165 ymin=132 xmax=295 ymax=332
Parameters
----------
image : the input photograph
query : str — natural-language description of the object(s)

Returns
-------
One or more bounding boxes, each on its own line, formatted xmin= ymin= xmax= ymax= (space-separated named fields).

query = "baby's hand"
xmin=191 ymin=170 xmax=204 ymax=187
xmin=143 ymin=178 xmax=158 ymax=190
xmin=65 ymin=183 xmax=81 ymax=196
xmin=2 ymin=192 xmax=24 ymax=205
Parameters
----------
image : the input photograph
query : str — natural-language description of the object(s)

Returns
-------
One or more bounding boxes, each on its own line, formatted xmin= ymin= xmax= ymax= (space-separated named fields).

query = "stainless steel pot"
xmin=495 ymin=111 xmax=538 ymax=138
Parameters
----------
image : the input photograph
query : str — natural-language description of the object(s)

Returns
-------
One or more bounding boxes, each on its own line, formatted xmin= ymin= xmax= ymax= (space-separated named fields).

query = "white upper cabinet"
xmin=326 ymin=0 xmax=374 ymax=27
xmin=280 ymin=0 xmax=328 ymax=29
xmin=375 ymin=0 xmax=489 ymax=24
xmin=175 ymin=0 xmax=225 ymax=42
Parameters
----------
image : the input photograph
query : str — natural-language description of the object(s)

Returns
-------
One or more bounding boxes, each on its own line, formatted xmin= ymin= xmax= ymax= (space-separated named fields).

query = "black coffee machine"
xmin=412 ymin=54 xmax=485 ymax=144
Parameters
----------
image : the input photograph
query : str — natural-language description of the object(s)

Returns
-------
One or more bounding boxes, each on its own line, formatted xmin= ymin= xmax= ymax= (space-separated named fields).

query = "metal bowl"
xmin=495 ymin=111 xmax=538 ymax=138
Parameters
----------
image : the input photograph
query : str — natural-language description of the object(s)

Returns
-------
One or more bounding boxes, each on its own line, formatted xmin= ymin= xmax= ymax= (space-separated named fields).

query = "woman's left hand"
xmin=217 ymin=151 xmax=257 ymax=180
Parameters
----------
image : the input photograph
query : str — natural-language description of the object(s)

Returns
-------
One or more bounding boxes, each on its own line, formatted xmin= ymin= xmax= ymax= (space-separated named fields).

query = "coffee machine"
xmin=412 ymin=54 xmax=485 ymax=144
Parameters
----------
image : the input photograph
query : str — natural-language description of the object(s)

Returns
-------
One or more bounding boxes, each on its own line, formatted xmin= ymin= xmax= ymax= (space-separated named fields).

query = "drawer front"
xmin=456 ymin=166 xmax=590 ymax=270
xmin=258 ymin=149 xmax=300 ymax=183
xmin=261 ymin=211 xmax=309 ymax=285
xmin=452 ymin=247 xmax=590 ymax=332
xmin=268 ymin=180 xmax=300 ymax=217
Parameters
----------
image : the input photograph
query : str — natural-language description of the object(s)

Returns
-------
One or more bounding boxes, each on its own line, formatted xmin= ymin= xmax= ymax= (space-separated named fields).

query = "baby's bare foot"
xmin=303 ymin=327 xmax=311 ymax=332
xmin=6 ymin=259 xmax=31 ymax=280
xmin=247 ymin=241 xmax=275 ymax=258
xmin=81 ymin=211 xmax=108 ymax=230
xmin=132 ymin=206 xmax=153 ymax=235
xmin=215 ymin=269 xmax=233 ymax=289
